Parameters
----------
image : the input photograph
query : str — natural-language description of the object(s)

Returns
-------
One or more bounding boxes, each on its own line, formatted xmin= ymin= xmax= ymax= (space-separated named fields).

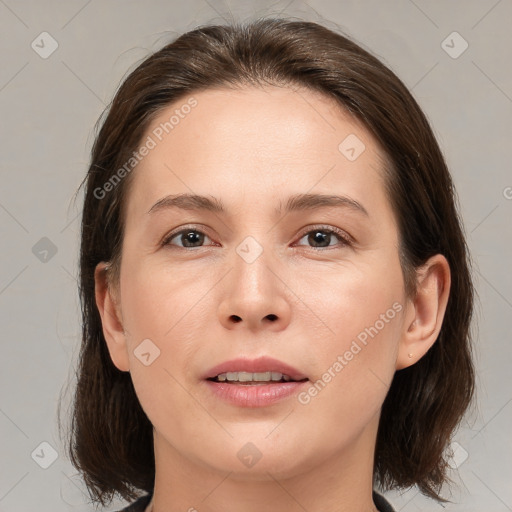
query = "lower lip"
xmin=204 ymin=380 xmax=309 ymax=407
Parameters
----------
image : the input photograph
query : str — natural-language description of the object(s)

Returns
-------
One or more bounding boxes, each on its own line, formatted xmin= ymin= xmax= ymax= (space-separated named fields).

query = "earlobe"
xmin=94 ymin=262 xmax=130 ymax=372
xmin=396 ymin=254 xmax=451 ymax=370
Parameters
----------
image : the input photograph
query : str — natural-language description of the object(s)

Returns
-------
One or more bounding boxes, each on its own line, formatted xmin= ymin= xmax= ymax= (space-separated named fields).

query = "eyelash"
xmin=161 ymin=224 xmax=353 ymax=251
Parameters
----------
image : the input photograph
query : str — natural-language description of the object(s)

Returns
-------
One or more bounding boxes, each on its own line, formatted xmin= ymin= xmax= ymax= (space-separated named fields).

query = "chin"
xmin=192 ymin=437 xmax=314 ymax=481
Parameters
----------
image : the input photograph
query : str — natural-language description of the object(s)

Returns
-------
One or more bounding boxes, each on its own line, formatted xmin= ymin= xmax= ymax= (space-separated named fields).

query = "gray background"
xmin=0 ymin=0 xmax=511 ymax=510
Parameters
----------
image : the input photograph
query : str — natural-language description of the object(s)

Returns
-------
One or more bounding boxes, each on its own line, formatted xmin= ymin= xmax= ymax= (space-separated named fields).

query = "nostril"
xmin=230 ymin=315 xmax=242 ymax=323
xmin=266 ymin=314 xmax=277 ymax=321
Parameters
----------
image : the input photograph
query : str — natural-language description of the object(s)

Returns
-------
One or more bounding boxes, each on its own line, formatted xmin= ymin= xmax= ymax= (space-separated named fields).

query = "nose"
xmin=217 ymin=245 xmax=292 ymax=333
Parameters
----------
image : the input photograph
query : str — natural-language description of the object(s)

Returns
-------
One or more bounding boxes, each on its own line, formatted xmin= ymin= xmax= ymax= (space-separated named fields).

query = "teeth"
xmin=214 ymin=371 xmax=294 ymax=382
xmin=254 ymin=372 xmax=271 ymax=381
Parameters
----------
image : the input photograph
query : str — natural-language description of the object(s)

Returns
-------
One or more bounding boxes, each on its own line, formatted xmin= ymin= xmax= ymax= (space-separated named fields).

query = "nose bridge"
xmin=235 ymin=236 xmax=272 ymax=296
xmin=218 ymin=234 xmax=291 ymax=331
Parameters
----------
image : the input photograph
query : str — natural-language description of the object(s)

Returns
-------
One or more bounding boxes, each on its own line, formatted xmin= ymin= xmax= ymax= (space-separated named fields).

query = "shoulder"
xmin=373 ymin=491 xmax=396 ymax=512
xmin=114 ymin=493 xmax=153 ymax=512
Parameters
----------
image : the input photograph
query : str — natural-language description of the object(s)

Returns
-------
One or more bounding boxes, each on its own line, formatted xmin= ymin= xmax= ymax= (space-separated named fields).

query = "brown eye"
xmin=163 ymin=229 xmax=212 ymax=248
xmin=295 ymin=227 xmax=351 ymax=249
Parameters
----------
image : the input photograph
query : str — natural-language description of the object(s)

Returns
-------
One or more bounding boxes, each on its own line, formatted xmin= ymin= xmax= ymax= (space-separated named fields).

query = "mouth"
xmin=203 ymin=356 xmax=309 ymax=383
xmin=207 ymin=371 xmax=308 ymax=385
xmin=203 ymin=356 xmax=309 ymax=407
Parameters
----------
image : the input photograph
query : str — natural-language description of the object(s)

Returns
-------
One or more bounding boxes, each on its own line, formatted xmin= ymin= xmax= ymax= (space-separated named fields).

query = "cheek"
xmin=297 ymin=254 xmax=404 ymax=411
xmin=119 ymin=262 xmax=207 ymax=432
xmin=302 ymin=253 xmax=404 ymax=349
xmin=119 ymin=257 xmax=209 ymax=341
xmin=118 ymin=258 xmax=214 ymax=403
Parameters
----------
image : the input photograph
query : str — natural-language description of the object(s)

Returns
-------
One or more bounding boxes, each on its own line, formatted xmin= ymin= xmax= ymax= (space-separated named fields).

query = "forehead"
xmin=147 ymin=85 xmax=367 ymax=156
xmin=124 ymin=85 xmax=389 ymax=221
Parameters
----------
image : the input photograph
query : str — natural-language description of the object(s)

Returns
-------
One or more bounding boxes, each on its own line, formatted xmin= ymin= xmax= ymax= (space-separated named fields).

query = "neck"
xmin=148 ymin=415 xmax=380 ymax=512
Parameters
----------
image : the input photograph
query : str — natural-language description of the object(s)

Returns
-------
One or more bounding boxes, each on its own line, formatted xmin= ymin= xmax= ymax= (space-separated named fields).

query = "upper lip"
xmin=203 ymin=356 xmax=308 ymax=381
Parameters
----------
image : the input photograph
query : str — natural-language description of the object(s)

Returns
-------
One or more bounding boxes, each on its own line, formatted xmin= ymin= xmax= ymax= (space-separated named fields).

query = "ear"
xmin=94 ymin=262 xmax=130 ymax=372
xmin=396 ymin=254 xmax=451 ymax=370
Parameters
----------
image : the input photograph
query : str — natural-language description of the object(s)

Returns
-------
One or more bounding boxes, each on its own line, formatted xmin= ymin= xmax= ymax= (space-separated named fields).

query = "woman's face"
xmin=102 ymin=85 xmax=414 ymax=479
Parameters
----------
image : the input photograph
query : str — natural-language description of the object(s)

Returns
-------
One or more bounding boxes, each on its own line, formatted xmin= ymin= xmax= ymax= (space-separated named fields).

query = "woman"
xmin=68 ymin=18 xmax=475 ymax=512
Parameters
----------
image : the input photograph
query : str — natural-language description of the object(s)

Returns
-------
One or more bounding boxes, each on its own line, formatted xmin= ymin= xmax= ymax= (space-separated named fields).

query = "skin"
xmin=94 ymin=85 xmax=450 ymax=512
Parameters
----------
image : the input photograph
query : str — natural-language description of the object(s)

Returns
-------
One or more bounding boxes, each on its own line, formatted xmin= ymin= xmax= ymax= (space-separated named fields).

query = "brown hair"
xmin=65 ymin=17 xmax=475 ymax=506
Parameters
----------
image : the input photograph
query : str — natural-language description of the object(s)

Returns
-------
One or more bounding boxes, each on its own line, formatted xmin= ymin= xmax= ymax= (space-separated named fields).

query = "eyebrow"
xmin=147 ymin=192 xmax=369 ymax=217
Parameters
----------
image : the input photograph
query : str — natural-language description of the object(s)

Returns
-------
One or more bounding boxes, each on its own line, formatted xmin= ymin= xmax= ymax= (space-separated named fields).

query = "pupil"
xmin=310 ymin=230 xmax=329 ymax=247
xmin=183 ymin=231 xmax=203 ymax=247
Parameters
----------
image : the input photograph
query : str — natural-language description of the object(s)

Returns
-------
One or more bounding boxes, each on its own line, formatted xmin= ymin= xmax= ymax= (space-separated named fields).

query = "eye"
xmin=294 ymin=226 xmax=352 ymax=249
xmin=162 ymin=225 xmax=352 ymax=250
xmin=162 ymin=227 xmax=214 ymax=248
